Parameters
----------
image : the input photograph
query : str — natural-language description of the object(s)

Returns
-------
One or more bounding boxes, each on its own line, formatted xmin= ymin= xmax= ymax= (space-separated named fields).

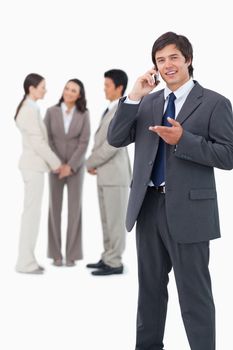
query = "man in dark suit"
xmin=107 ymin=31 xmax=233 ymax=350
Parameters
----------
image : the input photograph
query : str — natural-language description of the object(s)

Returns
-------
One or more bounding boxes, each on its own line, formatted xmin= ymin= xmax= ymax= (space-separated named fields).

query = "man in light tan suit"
xmin=86 ymin=69 xmax=131 ymax=276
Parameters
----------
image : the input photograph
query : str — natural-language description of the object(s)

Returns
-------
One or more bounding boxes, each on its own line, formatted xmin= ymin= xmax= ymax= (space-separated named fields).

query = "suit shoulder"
xmin=203 ymin=87 xmax=229 ymax=100
xmin=47 ymin=105 xmax=61 ymax=114
xmin=80 ymin=109 xmax=90 ymax=118
xmin=17 ymin=103 xmax=38 ymax=123
xmin=73 ymin=109 xmax=90 ymax=122
xmin=202 ymin=88 xmax=232 ymax=111
xmin=45 ymin=105 xmax=61 ymax=121
xmin=195 ymin=82 xmax=230 ymax=103
xmin=142 ymin=89 xmax=164 ymax=103
xmin=19 ymin=102 xmax=36 ymax=114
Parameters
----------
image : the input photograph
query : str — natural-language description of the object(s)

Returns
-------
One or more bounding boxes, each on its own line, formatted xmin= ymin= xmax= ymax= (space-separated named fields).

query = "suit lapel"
xmin=55 ymin=107 xmax=66 ymax=135
xmin=149 ymin=92 xmax=165 ymax=159
xmin=176 ymin=82 xmax=203 ymax=124
xmin=95 ymin=105 xmax=117 ymax=135
xmin=152 ymin=91 xmax=165 ymax=125
xmin=151 ymin=82 xmax=204 ymax=126
xmin=104 ymin=105 xmax=117 ymax=123
xmin=67 ymin=109 xmax=79 ymax=136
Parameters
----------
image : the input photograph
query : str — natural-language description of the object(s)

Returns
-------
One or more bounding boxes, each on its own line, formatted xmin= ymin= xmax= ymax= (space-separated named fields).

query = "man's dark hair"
xmin=104 ymin=69 xmax=128 ymax=96
xmin=151 ymin=31 xmax=194 ymax=77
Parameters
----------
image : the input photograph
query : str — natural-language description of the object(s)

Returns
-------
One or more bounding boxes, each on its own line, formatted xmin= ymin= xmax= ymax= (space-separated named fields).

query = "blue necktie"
xmin=151 ymin=92 xmax=176 ymax=186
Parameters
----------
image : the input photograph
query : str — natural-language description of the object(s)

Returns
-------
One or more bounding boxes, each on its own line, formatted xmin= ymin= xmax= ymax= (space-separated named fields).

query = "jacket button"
xmin=149 ymin=161 xmax=153 ymax=166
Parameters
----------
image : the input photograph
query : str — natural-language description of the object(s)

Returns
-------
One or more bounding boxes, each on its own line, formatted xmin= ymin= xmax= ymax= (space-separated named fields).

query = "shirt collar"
xmin=164 ymin=79 xmax=195 ymax=101
xmin=61 ymin=102 xmax=75 ymax=115
xmin=107 ymin=99 xmax=119 ymax=111
xmin=25 ymin=97 xmax=39 ymax=110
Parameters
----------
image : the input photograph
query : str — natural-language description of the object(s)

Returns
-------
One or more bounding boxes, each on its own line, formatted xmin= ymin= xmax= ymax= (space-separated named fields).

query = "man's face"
xmin=155 ymin=44 xmax=191 ymax=91
xmin=104 ymin=78 xmax=122 ymax=101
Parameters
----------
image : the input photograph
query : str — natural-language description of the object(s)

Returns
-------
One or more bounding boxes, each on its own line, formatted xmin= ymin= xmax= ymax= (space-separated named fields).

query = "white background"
xmin=0 ymin=0 xmax=232 ymax=349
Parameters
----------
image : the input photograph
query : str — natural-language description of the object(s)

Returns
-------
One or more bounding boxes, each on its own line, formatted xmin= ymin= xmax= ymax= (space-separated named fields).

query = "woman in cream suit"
xmin=44 ymin=78 xmax=90 ymax=267
xmin=15 ymin=73 xmax=61 ymax=274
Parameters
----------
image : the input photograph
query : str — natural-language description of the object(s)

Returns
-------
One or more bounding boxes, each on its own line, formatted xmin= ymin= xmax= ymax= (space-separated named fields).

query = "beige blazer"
xmin=44 ymin=105 xmax=90 ymax=172
xmin=16 ymin=100 xmax=61 ymax=172
xmin=86 ymin=104 xmax=131 ymax=186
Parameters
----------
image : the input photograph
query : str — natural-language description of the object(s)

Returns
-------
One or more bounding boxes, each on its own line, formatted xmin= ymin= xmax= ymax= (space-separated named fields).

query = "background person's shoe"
xmin=91 ymin=264 xmax=123 ymax=276
xmin=17 ymin=268 xmax=44 ymax=275
xmin=66 ymin=260 xmax=75 ymax=267
xmin=86 ymin=259 xmax=105 ymax=269
xmin=86 ymin=260 xmax=106 ymax=269
xmin=53 ymin=259 xmax=63 ymax=267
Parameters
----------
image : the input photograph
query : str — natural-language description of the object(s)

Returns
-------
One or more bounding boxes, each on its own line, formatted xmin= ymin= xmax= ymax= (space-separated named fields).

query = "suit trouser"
xmin=135 ymin=188 xmax=215 ymax=350
xmin=47 ymin=168 xmax=84 ymax=261
xmin=97 ymin=185 xmax=128 ymax=268
xmin=16 ymin=170 xmax=44 ymax=272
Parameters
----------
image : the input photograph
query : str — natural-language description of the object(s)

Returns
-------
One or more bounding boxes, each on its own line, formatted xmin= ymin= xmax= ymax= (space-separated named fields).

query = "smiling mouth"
xmin=166 ymin=71 xmax=176 ymax=76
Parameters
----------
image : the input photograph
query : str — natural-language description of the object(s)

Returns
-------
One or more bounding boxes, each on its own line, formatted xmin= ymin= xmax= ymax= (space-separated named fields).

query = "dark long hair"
xmin=57 ymin=78 xmax=87 ymax=113
xmin=151 ymin=31 xmax=194 ymax=77
xmin=14 ymin=73 xmax=44 ymax=120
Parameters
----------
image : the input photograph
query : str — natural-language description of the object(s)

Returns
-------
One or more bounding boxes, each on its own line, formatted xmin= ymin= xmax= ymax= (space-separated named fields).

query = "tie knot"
xmin=162 ymin=92 xmax=176 ymax=125
xmin=168 ymin=92 xmax=176 ymax=102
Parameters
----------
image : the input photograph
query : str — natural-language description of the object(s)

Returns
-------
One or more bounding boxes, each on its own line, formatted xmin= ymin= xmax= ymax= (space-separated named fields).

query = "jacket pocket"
xmin=189 ymin=189 xmax=217 ymax=200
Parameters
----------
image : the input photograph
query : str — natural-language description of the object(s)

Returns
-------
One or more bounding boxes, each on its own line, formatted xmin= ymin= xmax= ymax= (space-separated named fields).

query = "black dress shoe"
xmin=91 ymin=264 xmax=123 ymax=276
xmin=86 ymin=259 xmax=106 ymax=269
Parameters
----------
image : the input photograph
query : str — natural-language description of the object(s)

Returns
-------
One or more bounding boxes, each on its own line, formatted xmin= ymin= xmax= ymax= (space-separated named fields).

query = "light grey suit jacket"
xmin=16 ymin=100 xmax=61 ymax=172
xmin=86 ymin=104 xmax=131 ymax=186
xmin=108 ymin=82 xmax=233 ymax=243
xmin=44 ymin=105 xmax=90 ymax=173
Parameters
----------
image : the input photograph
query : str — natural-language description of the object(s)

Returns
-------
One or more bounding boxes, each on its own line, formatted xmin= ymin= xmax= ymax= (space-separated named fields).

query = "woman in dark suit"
xmin=44 ymin=79 xmax=90 ymax=267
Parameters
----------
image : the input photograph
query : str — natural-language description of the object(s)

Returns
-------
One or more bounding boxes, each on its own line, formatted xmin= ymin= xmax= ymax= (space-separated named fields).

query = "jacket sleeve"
xmin=175 ymin=97 xmax=233 ymax=170
xmin=44 ymin=108 xmax=57 ymax=153
xmin=86 ymin=139 xmax=119 ymax=169
xmin=18 ymin=106 xmax=61 ymax=170
xmin=107 ymin=98 xmax=139 ymax=148
xmin=67 ymin=111 xmax=91 ymax=172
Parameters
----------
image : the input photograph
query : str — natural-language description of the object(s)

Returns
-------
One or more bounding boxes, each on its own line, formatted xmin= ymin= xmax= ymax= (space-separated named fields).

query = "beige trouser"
xmin=16 ymin=170 xmax=44 ymax=272
xmin=98 ymin=185 xmax=128 ymax=268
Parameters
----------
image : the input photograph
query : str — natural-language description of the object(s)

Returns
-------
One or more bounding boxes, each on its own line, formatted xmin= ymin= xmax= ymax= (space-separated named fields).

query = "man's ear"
xmin=186 ymin=58 xmax=192 ymax=67
xmin=117 ymin=84 xmax=124 ymax=96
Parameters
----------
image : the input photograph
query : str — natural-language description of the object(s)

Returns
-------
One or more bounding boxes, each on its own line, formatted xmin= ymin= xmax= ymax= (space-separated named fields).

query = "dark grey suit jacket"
xmin=107 ymin=82 xmax=233 ymax=243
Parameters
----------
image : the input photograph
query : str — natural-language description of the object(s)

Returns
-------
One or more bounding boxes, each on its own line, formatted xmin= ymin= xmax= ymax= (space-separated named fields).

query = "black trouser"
xmin=135 ymin=188 xmax=215 ymax=350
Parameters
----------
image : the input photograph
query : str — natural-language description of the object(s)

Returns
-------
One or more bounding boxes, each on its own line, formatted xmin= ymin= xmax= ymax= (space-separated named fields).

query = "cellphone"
xmin=153 ymin=73 xmax=159 ymax=84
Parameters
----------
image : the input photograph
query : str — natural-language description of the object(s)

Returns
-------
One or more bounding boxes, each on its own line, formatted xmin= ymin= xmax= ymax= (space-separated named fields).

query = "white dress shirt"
xmin=61 ymin=102 xmax=75 ymax=134
xmin=104 ymin=99 xmax=119 ymax=113
xmin=163 ymin=79 xmax=195 ymax=117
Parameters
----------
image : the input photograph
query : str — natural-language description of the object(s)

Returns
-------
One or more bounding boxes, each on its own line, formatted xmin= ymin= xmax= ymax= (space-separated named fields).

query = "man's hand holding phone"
xmin=128 ymin=68 xmax=160 ymax=101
